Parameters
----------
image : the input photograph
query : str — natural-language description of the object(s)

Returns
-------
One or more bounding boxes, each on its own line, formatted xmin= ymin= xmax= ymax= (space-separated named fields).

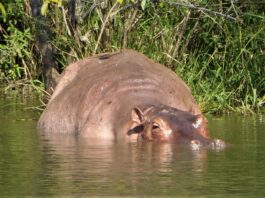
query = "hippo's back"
xmin=38 ymin=49 xmax=201 ymax=136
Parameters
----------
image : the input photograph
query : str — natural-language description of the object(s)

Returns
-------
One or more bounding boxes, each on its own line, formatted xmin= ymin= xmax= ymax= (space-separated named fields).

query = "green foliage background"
xmin=0 ymin=0 xmax=264 ymax=113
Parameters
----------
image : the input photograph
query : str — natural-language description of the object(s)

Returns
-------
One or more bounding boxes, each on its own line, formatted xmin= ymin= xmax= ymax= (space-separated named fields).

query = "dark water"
xmin=0 ymin=94 xmax=265 ymax=197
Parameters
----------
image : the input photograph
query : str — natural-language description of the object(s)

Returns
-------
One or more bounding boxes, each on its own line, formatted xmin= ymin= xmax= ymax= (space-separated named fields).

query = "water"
xmin=0 ymin=94 xmax=265 ymax=197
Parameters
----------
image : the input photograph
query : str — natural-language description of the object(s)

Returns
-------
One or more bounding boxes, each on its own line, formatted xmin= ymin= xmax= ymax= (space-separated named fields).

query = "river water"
xmin=0 ymin=93 xmax=265 ymax=197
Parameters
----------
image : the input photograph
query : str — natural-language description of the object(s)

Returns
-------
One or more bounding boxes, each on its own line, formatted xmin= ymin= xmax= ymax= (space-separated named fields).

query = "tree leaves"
xmin=141 ymin=0 xmax=147 ymax=10
xmin=0 ymin=3 xmax=6 ymax=22
xmin=41 ymin=1 xmax=49 ymax=16
xmin=41 ymin=0 xmax=63 ymax=16
xmin=116 ymin=0 xmax=148 ymax=10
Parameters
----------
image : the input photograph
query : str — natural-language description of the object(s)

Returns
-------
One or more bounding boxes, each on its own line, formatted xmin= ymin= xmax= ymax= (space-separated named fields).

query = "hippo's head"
xmin=127 ymin=105 xmax=226 ymax=149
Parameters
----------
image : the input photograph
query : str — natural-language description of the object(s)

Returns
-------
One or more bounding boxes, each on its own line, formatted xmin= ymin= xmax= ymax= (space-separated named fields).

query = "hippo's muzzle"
xmin=190 ymin=139 xmax=227 ymax=151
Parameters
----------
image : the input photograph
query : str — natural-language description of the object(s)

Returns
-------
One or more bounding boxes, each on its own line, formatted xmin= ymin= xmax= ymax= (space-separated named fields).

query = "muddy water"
xmin=0 ymin=94 xmax=264 ymax=197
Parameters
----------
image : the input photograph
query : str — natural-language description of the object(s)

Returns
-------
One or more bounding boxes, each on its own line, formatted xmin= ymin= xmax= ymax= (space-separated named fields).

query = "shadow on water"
xmin=0 ymin=92 xmax=265 ymax=196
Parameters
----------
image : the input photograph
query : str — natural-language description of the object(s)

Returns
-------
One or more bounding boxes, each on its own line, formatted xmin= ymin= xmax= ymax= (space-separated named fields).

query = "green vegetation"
xmin=0 ymin=0 xmax=44 ymax=94
xmin=0 ymin=0 xmax=264 ymax=113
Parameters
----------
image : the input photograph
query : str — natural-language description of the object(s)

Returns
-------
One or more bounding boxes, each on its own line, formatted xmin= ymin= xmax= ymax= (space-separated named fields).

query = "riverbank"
xmin=0 ymin=79 xmax=264 ymax=115
xmin=1 ymin=1 xmax=264 ymax=114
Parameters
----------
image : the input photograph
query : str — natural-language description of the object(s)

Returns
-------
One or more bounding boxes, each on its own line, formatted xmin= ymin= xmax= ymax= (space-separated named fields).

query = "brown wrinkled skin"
xmin=38 ymin=49 xmax=205 ymax=141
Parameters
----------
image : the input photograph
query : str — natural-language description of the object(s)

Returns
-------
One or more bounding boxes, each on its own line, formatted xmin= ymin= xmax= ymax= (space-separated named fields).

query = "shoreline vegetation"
xmin=0 ymin=0 xmax=264 ymax=114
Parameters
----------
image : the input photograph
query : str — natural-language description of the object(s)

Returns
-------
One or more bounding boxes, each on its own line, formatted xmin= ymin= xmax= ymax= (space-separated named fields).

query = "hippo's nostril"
xmin=190 ymin=140 xmax=202 ymax=151
xmin=211 ymin=139 xmax=227 ymax=150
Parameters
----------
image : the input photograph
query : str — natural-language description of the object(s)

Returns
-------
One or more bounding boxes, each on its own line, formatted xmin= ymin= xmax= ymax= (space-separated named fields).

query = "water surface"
xmin=0 ymin=94 xmax=264 ymax=197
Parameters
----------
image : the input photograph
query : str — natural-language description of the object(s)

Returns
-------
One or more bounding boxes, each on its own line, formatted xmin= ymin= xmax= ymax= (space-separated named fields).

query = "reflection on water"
xmin=0 ymin=94 xmax=265 ymax=196
xmin=38 ymin=134 xmax=209 ymax=196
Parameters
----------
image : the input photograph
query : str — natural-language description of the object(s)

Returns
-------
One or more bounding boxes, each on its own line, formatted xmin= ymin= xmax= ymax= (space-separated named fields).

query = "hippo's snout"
xmin=190 ymin=140 xmax=202 ymax=151
xmin=211 ymin=139 xmax=227 ymax=150
xmin=190 ymin=139 xmax=227 ymax=150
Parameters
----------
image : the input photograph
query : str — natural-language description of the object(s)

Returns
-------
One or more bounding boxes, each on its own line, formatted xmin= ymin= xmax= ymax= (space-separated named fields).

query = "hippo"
xmin=38 ymin=49 xmax=226 ymax=149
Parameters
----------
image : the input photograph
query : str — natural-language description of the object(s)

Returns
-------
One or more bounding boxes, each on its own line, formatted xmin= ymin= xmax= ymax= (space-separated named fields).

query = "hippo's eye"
xmin=152 ymin=125 xmax=159 ymax=130
xmin=152 ymin=122 xmax=160 ymax=130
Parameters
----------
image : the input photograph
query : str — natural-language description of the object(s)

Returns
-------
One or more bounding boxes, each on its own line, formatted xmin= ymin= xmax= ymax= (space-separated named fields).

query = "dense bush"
xmin=0 ymin=0 xmax=264 ymax=113
xmin=0 ymin=1 xmax=34 ymax=80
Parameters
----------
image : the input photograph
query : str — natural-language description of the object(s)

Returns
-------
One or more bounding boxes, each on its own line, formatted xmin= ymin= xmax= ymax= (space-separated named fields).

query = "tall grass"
xmin=1 ymin=0 xmax=264 ymax=113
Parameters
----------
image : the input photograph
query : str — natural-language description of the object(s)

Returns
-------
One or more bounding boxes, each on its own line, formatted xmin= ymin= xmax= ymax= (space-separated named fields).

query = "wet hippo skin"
xmin=38 ymin=49 xmax=226 ymax=149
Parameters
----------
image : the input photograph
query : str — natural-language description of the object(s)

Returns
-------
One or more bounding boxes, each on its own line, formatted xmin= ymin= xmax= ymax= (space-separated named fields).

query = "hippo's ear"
xmin=128 ymin=108 xmax=146 ymax=136
xmin=131 ymin=107 xmax=145 ymax=124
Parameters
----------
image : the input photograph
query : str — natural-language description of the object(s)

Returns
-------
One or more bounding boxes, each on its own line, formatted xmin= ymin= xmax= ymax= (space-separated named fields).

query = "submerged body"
xmin=38 ymin=49 xmax=225 ymax=148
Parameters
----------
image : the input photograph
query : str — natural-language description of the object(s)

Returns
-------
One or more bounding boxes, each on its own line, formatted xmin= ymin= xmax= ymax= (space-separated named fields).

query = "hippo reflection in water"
xmin=38 ymin=49 xmax=226 ymax=149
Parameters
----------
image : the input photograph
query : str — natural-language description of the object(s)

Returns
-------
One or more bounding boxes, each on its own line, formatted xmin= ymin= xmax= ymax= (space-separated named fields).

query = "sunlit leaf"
xmin=41 ymin=1 xmax=50 ymax=16
xmin=51 ymin=0 xmax=63 ymax=7
xmin=117 ymin=0 xmax=123 ymax=4
xmin=141 ymin=0 xmax=146 ymax=10
xmin=0 ymin=3 xmax=6 ymax=21
xmin=49 ymin=0 xmax=63 ymax=7
xmin=58 ymin=0 xmax=63 ymax=7
xmin=50 ymin=0 xmax=59 ymax=3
